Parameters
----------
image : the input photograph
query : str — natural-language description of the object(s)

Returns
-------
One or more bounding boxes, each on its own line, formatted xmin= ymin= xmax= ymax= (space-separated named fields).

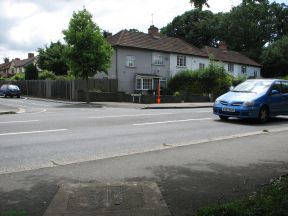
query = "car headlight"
xmin=214 ymin=99 xmax=220 ymax=106
xmin=243 ymin=101 xmax=255 ymax=107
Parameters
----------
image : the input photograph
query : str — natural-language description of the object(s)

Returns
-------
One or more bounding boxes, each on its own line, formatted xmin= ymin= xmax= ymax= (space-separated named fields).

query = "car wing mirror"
xmin=270 ymin=89 xmax=280 ymax=95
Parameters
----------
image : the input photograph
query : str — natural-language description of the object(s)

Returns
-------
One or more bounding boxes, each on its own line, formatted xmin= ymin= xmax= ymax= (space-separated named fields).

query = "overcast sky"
xmin=0 ymin=0 xmax=286 ymax=63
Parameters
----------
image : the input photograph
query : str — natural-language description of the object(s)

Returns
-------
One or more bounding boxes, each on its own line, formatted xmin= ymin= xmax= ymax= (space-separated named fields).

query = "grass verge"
xmin=194 ymin=174 xmax=288 ymax=216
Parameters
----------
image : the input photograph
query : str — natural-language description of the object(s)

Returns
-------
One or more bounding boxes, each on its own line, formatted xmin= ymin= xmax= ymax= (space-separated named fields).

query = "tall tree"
xmin=37 ymin=41 xmax=68 ymax=76
xmin=189 ymin=0 xmax=210 ymax=11
xmin=261 ymin=35 xmax=288 ymax=77
xmin=219 ymin=1 xmax=272 ymax=61
xmin=63 ymin=8 xmax=113 ymax=103
xmin=161 ymin=10 xmax=221 ymax=48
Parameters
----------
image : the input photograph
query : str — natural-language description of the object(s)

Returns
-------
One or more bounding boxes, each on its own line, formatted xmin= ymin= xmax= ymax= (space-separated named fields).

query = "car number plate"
xmin=222 ymin=107 xmax=235 ymax=112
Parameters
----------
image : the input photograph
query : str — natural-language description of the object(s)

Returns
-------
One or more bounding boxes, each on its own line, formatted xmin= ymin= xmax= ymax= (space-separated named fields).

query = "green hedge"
xmin=168 ymin=61 xmax=233 ymax=97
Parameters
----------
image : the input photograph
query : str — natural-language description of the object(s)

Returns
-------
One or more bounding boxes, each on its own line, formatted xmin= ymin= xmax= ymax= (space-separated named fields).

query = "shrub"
xmin=39 ymin=71 xmax=57 ymax=80
xmin=9 ymin=73 xmax=25 ymax=81
xmin=168 ymin=60 xmax=232 ymax=97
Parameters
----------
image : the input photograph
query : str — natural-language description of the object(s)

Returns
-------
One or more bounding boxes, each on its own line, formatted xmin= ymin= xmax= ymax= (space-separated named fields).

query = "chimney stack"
xmin=219 ymin=41 xmax=227 ymax=50
xmin=148 ymin=25 xmax=161 ymax=37
xmin=4 ymin=57 xmax=9 ymax=63
xmin=28 ymin=53 xmax=34 ymax=59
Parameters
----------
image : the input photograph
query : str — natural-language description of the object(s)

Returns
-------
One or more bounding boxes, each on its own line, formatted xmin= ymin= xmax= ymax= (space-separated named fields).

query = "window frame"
xmin=126 ymin=56 xmax=136 ymax=68
xmin=241 ymin=65 xmax=247 ymax=74
xmin=177 ymin=55 xmax=187 ymax=67
xmin=228 ymin=63 xmax=234 ymax=72
xmin=152 ymin=55 xmax=164 ymax=66
xmin=199 ymin=63 xmax=205 ymax=70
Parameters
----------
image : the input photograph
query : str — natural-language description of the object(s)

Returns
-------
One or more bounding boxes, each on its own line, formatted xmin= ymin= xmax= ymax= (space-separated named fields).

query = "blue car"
xmin=213 ymin=79 xmax=288 ymax=123
xmin=0 ymin=84 xmax=21 ymax=98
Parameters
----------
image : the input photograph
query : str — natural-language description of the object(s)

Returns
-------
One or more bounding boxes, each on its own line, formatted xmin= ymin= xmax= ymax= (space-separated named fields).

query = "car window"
xmin=0 ymin=85 xmax=6 ymax=91
xmin=281 ymin=81 xmax=288 ymax=94
xmin=233 ymin=80 xmax=273 ymax=94
xmin=271 ymin=81 xmax=282 ymax=93
xmin=8 ymin=85 xmax=20 ymax=90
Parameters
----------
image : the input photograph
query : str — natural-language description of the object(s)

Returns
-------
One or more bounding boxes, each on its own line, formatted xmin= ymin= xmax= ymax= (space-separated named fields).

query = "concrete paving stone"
xmin=43 ymin=182 xmax=171 ymax=216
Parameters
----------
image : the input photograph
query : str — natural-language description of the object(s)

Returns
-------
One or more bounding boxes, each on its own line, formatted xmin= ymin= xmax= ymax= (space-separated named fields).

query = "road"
xmin=1 ymin=97 xmax=288 ymax=215
xmin=1 ymin=97 xmax=288 ymax=174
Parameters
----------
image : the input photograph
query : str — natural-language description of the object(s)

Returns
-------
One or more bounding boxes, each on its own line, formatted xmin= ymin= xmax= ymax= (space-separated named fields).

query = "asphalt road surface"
xmin=1 ymin=97 xmax=288 ymax=175
xmin=1 ymin=97 xmax=288 ymax=216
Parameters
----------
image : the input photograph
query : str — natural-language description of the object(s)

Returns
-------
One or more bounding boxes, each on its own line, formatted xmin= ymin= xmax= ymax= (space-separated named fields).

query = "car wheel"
xmin=219 ymin=115 xmax=229 ymax=120
xmin=10 ymin=95 xmax=13 ymax=98
xmin=258 ymin=106 xmax=269 ymax=123
xmin=17 ymin=95 xmax=20 ymax=98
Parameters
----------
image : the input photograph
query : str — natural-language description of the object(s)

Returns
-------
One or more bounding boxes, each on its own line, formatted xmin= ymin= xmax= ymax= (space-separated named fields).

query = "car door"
xmin=281 ymin=81 xmax=288 ymax=115
xmin=269 ymin=81 xmax=283 ymax=115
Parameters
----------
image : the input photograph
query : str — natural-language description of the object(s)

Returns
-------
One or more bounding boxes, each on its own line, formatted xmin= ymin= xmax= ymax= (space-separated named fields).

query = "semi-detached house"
xmin=104 ymin=25 xmax=261 ymax=94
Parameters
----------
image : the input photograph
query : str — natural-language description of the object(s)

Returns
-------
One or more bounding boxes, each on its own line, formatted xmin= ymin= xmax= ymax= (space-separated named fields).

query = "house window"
xmin=160 ymin=78 xmax=167 ymax=88
xmin=241 ymin=65 xmax=247 ymax=74
xmin=143 ymin=78 xmax=153 ymax=90
xmin=153 ymin=55 xmax=164 ymax=65
xmin=228 ymin=63 xmax=234 ymax=72
xmin=199 ymin=63 xmax=205 ymax=70
xmin=177 ymin=55 xmax=186 ymax=67
xmin=136 ymin=78 xmax=142 ymax=90
xmin=126 ymin=56 xmax=135 ymax=67
xmin=136 ymin=77 xmax=167 ymax=90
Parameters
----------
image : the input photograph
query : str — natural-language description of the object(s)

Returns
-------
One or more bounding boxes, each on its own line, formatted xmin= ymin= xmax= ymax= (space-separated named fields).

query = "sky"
xmin=0 ymin=0 xmax=287 ymax=63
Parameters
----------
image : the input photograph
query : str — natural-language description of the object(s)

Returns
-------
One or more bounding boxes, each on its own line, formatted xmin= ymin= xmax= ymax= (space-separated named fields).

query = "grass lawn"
xmin=195 ymin=175 xmax=288 ymax=216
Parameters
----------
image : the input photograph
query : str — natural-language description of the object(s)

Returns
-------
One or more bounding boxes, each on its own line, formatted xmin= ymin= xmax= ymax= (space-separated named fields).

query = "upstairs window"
xmin=199 ymin=63 xmax=205 ymax=70
xmin=153 ymin=55 xmax=164 ymax=65
xmin=126 ymin=56 xmax=135 ymax=67
xmin=177 ymin=55 xmax=186 ymax=67
xmin=241 ymin=65 xmax=247 ymax=74
xmin=228 ymin=63 xmax=234 ymax=72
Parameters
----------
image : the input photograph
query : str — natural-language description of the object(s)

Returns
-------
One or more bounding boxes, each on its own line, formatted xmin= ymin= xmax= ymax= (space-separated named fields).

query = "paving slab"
xmin=43 ymin=182 xmax=171 ymax=216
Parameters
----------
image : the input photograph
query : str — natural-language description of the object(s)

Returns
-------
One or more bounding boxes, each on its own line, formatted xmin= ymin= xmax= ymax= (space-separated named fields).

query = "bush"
xmin=168 ymin=60 xmax=232 ymax=97
xmin=39 ymin=71 xmax=57 ymax=80
xmin=8 ymin=73 xmax=25 ymax=81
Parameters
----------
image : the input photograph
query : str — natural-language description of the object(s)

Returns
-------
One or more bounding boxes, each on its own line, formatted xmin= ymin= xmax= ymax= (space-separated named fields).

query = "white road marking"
xmin=133 ymin=118 xmax=212 ymax=126
xmin=0 ymin=120 xmax=39 ymax=124
xmin=89 ymin=113 xmax=173 ymax=119
xmin=0 ymin=129 xmax=68 ymax=136
xmin=30 ymin=109 xmax=47 ymax=114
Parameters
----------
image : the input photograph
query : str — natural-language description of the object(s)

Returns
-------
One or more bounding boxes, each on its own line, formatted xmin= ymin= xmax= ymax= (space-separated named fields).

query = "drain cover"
xmin=43 ymin=182 xmax=171 ymax=216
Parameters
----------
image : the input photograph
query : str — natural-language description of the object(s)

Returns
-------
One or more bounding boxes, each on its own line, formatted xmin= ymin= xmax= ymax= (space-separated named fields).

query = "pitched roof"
xmin=107 ymin=30 xmax=207 ymax=57
xmin=202 ymin=46 xmax=261 ymax=67
xmin=0 ymin=62 xmax=12 ymax=71
xmin=14 ymin=56 xmax=36 ymax=67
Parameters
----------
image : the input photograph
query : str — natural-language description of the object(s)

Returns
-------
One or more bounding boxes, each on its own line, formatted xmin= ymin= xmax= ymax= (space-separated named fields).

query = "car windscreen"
xmin=232 ymin=80 xmax=273 ymax=94
xmin=8 ymin=85 xmax=20 ymax=90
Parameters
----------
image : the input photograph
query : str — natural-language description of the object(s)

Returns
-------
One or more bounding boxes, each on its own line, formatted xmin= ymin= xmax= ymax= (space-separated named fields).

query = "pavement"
xmin=0 ymin=104 xmax=19 ymax=115
xmin=0 ymin=96 xmax=214 ymax=112
xmin=0 ymin=129 xmax=287 ymax=216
